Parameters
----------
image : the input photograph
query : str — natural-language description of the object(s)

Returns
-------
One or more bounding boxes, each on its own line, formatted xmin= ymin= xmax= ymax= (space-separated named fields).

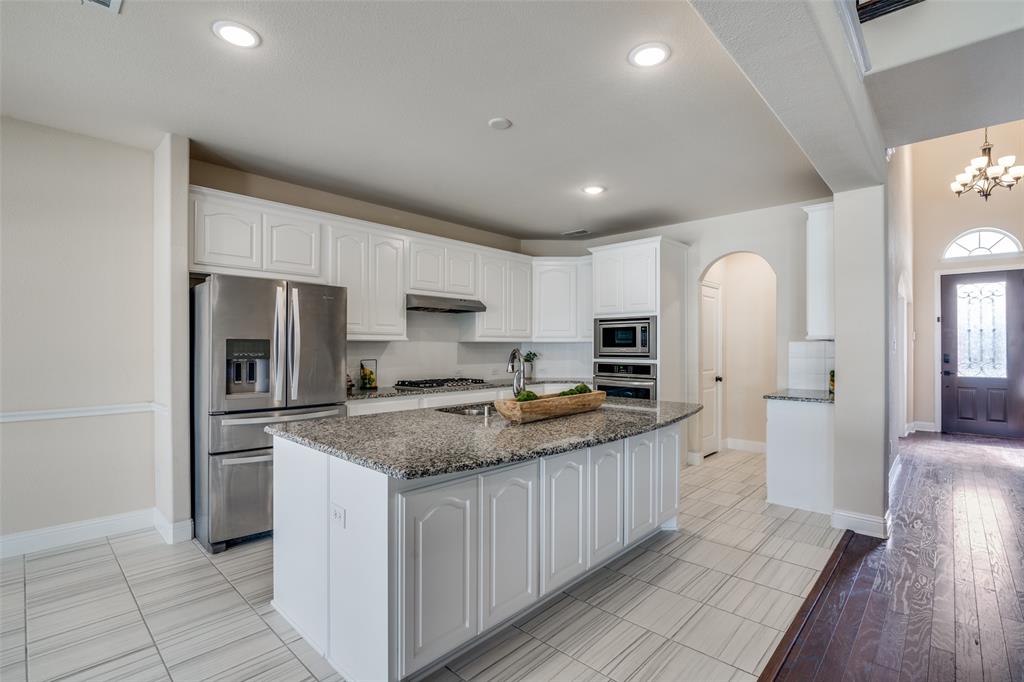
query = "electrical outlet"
xmin=331 ymin=505 xmax=346 ymax=528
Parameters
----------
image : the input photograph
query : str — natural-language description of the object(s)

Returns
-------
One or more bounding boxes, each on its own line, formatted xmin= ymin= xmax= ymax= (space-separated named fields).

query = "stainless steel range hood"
xmin=406 ymin=293 xmax=486 ymax=313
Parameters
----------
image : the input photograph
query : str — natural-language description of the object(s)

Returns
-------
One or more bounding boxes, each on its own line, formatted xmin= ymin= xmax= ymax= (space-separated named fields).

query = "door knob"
xmin=942 ymin=370 xmax=952 ymax=376
xmin=715 ymin=376 xmax=723 ymax=382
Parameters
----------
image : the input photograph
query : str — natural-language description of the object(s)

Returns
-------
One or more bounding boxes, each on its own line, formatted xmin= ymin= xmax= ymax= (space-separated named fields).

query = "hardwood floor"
xmin=768 ymin=432 xmax=1024 ymax=682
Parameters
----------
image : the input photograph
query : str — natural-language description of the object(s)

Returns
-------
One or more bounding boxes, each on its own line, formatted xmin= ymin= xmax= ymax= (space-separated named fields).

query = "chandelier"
xmin=951 ymin=128 xmax=1024 ymax=200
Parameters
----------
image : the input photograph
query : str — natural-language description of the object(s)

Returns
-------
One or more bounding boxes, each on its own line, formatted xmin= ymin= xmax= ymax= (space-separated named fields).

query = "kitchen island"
xmin=267 ymin=397 xmax=701 ymax=681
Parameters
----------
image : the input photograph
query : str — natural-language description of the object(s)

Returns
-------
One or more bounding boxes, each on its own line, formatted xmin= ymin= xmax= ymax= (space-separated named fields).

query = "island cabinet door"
xmin=540 ymin=449 xmax=588 ymax=596
xmin=656 ymin=424 xmax=682 ymax=524
xmin=588 ymin=442 xmax=624 ymax=568
xmin=624 ymin=432 xmax=659 ymax=544
xmin=399 ymin=479 xmax=479 ymax=676
xmin=480 ymin=462 xmax=539 ymax=630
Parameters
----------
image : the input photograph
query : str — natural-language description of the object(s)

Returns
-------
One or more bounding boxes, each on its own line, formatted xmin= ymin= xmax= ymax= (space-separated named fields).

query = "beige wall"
xmin=1 ymin=117 xmax=155 ymax=534
xmin=910 ymin=121 xmax=1024 ymax=427
xmin=190 ymin=160 xmax=522 ymax=253
xmin=703 ymin=253 xmax=777 ymax=444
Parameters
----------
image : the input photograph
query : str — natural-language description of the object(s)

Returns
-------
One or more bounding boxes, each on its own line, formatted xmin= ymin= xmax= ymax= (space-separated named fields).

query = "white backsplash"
xmin=788 ymin=340 xmax=835 ymax=391
xmin=346 ymin=313 xmax=594 ymax=387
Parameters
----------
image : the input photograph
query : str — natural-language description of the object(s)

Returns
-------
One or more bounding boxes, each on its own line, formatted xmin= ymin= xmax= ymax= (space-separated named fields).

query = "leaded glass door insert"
xmin=941 ymin=270 xmax=1024 ymax=438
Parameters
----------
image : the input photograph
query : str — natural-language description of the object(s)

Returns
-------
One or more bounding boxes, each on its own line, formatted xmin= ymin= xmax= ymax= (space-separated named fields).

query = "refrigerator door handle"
xmin=219 ymin=408 xmax=341 ymax=427
xmin=290 ymin=286 xmax=301 ymax=401
xmin=219 ymin=454 xmax=273 ymax=466
xmin=272 ymin=284 xmax=286 ymax=403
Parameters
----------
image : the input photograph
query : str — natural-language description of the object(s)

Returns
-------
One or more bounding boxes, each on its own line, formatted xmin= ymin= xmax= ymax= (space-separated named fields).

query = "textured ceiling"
xmin=2 ymin=0 xmax=829 ymax=239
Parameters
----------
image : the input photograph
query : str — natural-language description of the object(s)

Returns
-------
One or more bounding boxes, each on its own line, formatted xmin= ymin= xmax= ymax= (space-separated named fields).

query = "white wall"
xmin=703 ymin=254 xmax=777 ymax=444
xmin=833 ymin=185 xmax=888 ymax=532
xmin=348 ymin=314 xmax=593 ymax=388
xmin=910 ymin=121 xmax=1024 ymax=429
xmin=1 ymin=117 xmax=156 ymax=534
xmin=886 ymin=145 xmax=914 ymax=466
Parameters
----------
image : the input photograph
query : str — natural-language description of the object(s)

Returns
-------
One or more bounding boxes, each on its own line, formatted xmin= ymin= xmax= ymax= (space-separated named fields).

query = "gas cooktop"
xmin=394 ymin=378 xmax=489 ymax=390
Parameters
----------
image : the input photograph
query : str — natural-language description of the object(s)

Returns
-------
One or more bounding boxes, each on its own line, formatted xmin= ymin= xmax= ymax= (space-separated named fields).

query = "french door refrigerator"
xmin=193 ymin=274 xmax=347 ymax=553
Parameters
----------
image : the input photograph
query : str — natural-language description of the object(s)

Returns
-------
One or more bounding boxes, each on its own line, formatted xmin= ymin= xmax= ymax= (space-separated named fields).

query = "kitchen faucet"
xmin=507 ymin=348 xmax=525 ymax=396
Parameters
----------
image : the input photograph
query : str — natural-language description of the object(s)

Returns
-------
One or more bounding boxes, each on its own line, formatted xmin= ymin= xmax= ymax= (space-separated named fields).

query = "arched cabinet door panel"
xmin=540 ymin=449 xmax=588 ymax=595
xmin=625 ymin=432 xmax=658 ymax=543
xmin=399 ymin=479 xmax=478 ymax=676
xmin=193 ymin=196 xmax=262 ymax=270
xmin=588 ymin=442 xmax=624 ymax=567
xmin=263 ymin=213 xmax=321 ymax=277
xmin=481 ymin=462 xmax=539 ymax=629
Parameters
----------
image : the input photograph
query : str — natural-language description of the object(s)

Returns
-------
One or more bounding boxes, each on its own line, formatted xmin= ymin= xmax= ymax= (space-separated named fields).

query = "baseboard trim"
xmin=0 ymin=402 xmax=158 ymax=423
xmin=686 ymin=451 xmax=703 ymax=466
xmin=153 ymin=508 xmax=194 ymax=544
xmin=0 ymin=508 xmax=154 ymax=558
xmin=723 ymin=438 xmax=766 ymax=454
xmin=909 ymin=421 xmax=938 ymax=433
xmin=832 ymin=508 xmax=889 ymax=539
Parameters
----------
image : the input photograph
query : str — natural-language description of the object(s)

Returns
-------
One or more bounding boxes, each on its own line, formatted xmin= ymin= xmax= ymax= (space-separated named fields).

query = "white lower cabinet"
xmin=480 ymin=462 xmax=538 ymax=629
xmin=399 ymin=479 xmax=479 ymax=676
xmin=657 ymin=424 xmax=682 ymax=523
xmin=587 ymin=442 xmax=624 ymax=568
xmin=625 ymin=432 xmax=659 ymax=544
xmin=539 ymin=449 xmax=588 ymax=596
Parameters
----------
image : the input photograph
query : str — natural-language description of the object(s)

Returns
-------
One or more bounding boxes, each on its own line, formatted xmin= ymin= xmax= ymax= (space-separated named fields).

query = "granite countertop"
xmin=267 ymin=397 xmax=702 ymax=479
xmin=346 ymin=377 xmax=591 ymax=401
xmin=763 ymin=389 xmax=835 ymax=404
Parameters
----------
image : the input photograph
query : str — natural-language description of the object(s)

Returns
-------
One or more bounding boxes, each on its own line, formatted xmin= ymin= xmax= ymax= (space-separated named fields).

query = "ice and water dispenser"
xmin=225 ymin=339 xmax=270 ymax=395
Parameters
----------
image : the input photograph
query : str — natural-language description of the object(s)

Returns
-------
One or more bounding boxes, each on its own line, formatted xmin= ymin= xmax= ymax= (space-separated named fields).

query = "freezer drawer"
xmin=208 ymin=406 xmax=343 ymax=453
xmin=209 ymin=449 xmax=274 ymax=544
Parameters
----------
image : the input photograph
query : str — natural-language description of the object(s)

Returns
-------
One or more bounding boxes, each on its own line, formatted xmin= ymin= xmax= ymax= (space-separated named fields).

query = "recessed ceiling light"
xmin=628 ymin=42 xmax=670 ymax=67
xmin=582 ymin=185 xmax=606 ymax=196
xmin=488 ymin=117 xmax=513 ymax=130
xmin=212 ymin=20 xmax=261 ymax=48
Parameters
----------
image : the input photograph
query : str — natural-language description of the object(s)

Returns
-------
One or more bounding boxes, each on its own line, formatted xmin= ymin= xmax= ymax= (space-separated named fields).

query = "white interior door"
xmin=699 ymin=281 xmax=722 ymax=456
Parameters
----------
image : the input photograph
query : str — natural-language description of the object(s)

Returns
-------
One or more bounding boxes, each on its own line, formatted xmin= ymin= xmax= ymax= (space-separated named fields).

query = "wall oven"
xmin=595 ymin=316 xmax=657 ymax=358
xmin=593 ymin=362 xmax=657 ymax=401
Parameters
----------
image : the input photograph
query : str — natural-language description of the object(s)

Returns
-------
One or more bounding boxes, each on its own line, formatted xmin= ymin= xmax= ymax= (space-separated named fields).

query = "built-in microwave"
xmin=594 ymin=316 xmax=657 ymax=358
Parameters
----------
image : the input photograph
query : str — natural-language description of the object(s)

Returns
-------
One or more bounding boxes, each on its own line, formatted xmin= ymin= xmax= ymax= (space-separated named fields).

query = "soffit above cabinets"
xmin=2 ymin=1 xmax=828 ymax=239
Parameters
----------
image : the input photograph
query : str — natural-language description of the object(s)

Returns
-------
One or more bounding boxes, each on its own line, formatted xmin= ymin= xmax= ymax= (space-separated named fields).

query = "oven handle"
xmin=594 ymin=376 xmax=657 ymax=387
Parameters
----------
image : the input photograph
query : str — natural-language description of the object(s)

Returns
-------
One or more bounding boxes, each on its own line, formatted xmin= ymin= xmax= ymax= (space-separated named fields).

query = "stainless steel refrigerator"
xmin=192 ymin=274 xmax=347 ymax=553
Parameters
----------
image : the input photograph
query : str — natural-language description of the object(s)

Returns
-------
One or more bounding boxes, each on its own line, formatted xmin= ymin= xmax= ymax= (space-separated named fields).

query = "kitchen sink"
xmin=436 ymin=402 xmax=494 ymax=416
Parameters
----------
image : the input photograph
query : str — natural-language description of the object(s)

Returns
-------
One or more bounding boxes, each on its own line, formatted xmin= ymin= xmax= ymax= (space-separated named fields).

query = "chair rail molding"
xmin=0 ymin=402 xmax=159 ymax=423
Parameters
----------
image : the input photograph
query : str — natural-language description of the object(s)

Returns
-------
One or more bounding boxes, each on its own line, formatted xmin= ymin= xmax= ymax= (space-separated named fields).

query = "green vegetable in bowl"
xmin=515 ymin=390 xmax=539 ymax=402
xmin=573 ymin=384 xmax=591 ymax=394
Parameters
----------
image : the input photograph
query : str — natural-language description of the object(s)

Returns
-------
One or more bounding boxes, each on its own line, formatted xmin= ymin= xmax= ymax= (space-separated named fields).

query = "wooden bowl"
xmin=493 ymin=390 xmax=606 ymax=424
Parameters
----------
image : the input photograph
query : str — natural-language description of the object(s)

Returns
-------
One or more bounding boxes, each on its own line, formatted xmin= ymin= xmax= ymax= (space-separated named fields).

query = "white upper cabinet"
xmin=263 ymin=212 xmax=321 ymax=277
xmin=590 ymin=239 xmax=660 ymax=316
xmin=577 ymin=258 xmax=593 ymax=340
xmin=328 ymin=224 xmax=369 ymax=334
xmin=408 ymin=239 xmax=478 ymax=297
xmin=369 ymin=235 xmax=406 ymax=337
xmin=803 ymin=202 xmax=835 ymax=340
xmin=445 ymin=247 xmax=477 ymax=296
xmin=477 ymin=255 xmax=508 ymax=337
xmin=592 ymin=250 xmax=623 ymax=315
xmin=507 ymin=260 xmax=532 ymax=338
xmin=532 ymin=257 xmax=592 ymax=342
xmin=408 ymin=240 xmax=445 ymax=292
xmin=533 ymin=261 xmax=577 ymax=339
xmin=467 ymin=255 xmax=531 ymax=341
xmin=328 ymin=223 xmax=406 ymax=339
xmin=192 ymin=195 xmax=262 ymax=271
xmin=622 ymin=244 xmax=658 ymax=313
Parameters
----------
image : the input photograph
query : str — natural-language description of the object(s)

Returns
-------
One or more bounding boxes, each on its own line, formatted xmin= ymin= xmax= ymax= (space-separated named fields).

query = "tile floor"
xmin=0 ymin=449 xmax=843 ymax=682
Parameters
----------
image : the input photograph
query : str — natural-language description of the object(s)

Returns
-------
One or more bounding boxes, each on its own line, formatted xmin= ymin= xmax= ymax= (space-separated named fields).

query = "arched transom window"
xmin=943 ymin=228 xmax=1022 ymax=260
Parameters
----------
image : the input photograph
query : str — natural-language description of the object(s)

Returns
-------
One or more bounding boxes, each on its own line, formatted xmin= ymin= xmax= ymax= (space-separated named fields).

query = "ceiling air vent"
xmin=560 ymin=229 xmax=590 ymax=239
xmin=82 ymin=0 xmax=123 ymax=15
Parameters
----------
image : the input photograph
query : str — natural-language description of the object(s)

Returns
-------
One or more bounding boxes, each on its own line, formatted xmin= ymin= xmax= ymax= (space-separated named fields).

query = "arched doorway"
xmin=698 ymin=252 xmax=778 ymax=457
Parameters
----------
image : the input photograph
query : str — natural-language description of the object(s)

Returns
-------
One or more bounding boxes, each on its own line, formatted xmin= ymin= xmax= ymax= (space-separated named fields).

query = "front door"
xmin=940 ymin=269 xmax=1024 ymax=437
